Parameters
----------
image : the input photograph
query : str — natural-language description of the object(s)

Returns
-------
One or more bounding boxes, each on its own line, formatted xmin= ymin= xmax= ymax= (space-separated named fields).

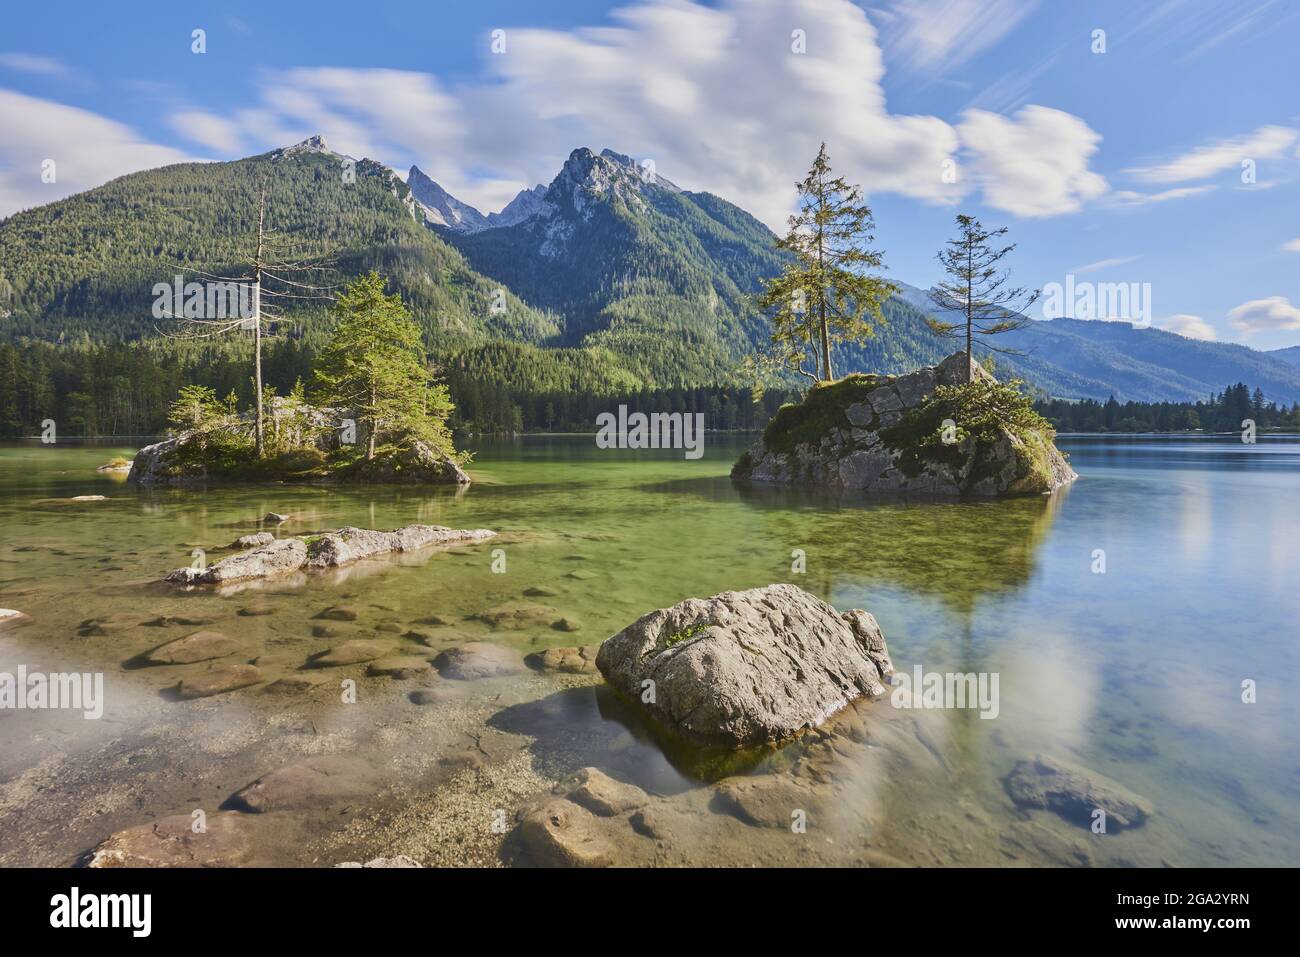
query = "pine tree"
xmin=756 ymin=143 xmax=895 ymax=382
xmin=928 ymin=215 xmax=1039 ymax=383
xmin=313 ymin=272 xmax=454 ymax=460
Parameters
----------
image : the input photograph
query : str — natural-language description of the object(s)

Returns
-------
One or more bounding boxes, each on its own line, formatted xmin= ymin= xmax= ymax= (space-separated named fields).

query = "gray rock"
xmin=525 ymin=645 xmax=600 ymax=675
xmin=1005 ymin=755 xmax=1153 ymax=830
xmin=143 ymin=630 xmax=242 ymax=665
xmin=433 ymin=643 xmax=523 ymax=680
xmin=844 ymin=402 xmax=874 ymax=428
xmin=310 ymin=639 xmax=396 ymax=667
xmin=165 ymin=538 xmax=307 ymax=586
xmin=231 ymin=531 xmax=275 ymax=549
xmin=595 ymin=584 xmax=891 ymax=747
xmin=176 ymin=663 xmax=263 ymax=699
xmin=263 ymin=512 xmax=289 ymax=524
xmin=305 ymin=524 xmax=496 ymax=568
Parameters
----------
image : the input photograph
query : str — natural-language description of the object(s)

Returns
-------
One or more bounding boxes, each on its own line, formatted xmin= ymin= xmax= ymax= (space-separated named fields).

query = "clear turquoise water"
xmin=0 ymin=434 xmax=1296 ymax=866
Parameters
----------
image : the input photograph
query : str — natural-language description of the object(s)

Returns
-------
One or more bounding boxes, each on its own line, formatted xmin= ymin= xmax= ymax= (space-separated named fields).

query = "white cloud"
xmin=0 ymin=52 xmax=67 ymax=76
xmin=1159 ymin=314 xmax=1217 ymax=341
xmin=1072 ymin=255 xmax=1141 ymax=275
xmin=873 ymin=0 xmax=1039 ymax=75
xmin=168 ymin=111 xmax=246 ymax=154
xmin=0 ymin=89 xmax=197 ymax=218
xmin=1227 ymin=296 xmax=1300 ymax=334
xmin=956 ymin=105 xmax=1108 ymax=217
xmin=1108 ymin=184 xmax=1216 ymax=206
xmin=0 ymin=1 xmax=1110 ymax=227
xmin=1126 ymin=125 xmax=1297 ymax=184
xmin=1282 ymin=238 xmax=1300 ymax=252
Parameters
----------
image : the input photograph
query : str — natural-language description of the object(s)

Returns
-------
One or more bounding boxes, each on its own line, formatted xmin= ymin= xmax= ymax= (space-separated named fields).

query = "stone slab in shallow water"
xmin=1005 ymin=754 xmax=1153 ymax=831
xmin=87 ymin=811 xmax=253 ymax=867
xmin=164 ymin=524 xmax=496 ymax=585
xmin=595 ymin=583 xmax=893 ymax=748
xmin=305 ymin=524 xmax=496 ymax=568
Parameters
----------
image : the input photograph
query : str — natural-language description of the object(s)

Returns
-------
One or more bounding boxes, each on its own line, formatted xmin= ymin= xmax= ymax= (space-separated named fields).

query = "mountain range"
xmin=3 ymin=134 xmax=1300 ymax=404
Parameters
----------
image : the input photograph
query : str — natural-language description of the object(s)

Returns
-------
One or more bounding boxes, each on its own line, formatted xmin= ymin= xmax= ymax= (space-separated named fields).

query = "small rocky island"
xmin=732 ymin=353 xmax=1076 ymax=497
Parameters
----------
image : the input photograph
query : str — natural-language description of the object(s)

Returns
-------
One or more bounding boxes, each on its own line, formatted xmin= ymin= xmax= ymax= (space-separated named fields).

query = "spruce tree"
xmin=928 ymin=214 xmax=1039 ymax=383
xmin=757 ymin=143 xmax=895 ymax=382
xmin=313 ymin=272 xmax=454 ymax=460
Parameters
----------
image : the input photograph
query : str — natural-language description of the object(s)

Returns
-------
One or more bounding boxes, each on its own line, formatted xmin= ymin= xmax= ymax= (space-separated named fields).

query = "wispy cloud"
xmin=1125 ymin=125 xmax=1296 ymax=184
xmin=1109 ymin=184 xmax=1217 ymax=207
xmin=1282 ymin=238 xmax=1300 ymax=253
xmin=0 ymin=52 xmax=67 ymax=76
xmin=872 ymin=0 xmax=1039 ymax=75
xmin=1072 ymin=255 xmax=1142 ymax=275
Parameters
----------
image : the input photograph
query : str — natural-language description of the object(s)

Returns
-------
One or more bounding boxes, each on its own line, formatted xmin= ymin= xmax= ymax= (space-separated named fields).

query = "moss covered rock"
xmin=731 ymin=353 xmax=1076 ymax=498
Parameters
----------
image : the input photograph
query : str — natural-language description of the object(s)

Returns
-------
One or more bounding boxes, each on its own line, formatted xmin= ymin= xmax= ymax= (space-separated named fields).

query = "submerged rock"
xmin=309 ymin=639 xmax=396 ymax=667
xmin=224 ymin=756 xmax=377 ymax=812
xmin=86 ymin=812 xmax=253 ymax=867
xmin=176 ymin=663 xmax=263 ymax=699
xmin=595 ymin=583 xmax=892 ymax=748
xmin=367 ymin=656 xmax=433 ymax=678
xmin=731 ymin=352 xmax=1076 ymax=498
xmin=1005 ymin=755 xmax=1153 ymax=830
xmin=525 ymin=645 xmax=600 ymax=675
xmin=142 ymin=629 xmax=242 ymax=665
xmin=433 ymin=642 xmax=523 ymax=680
xmin=336 ymin=855 xmax=422 ymax=868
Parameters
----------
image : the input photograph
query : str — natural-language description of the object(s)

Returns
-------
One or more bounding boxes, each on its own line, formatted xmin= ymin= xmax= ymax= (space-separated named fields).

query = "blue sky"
xmin=2 ymin=0 xmax=1299 ymax=349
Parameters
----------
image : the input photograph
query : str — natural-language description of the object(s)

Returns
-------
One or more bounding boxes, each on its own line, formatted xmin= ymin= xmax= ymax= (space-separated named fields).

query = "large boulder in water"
xmin=595 ymin=584 xmax=893 ymax=748
xmin=731 ymin=352 xmax=1076 ymax=497
xmin=305 ymin=524 xmax=495 ymax=568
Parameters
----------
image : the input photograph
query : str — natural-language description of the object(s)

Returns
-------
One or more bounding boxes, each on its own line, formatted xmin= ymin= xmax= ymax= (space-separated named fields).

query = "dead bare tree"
xmin=156 ymin=183 xmax=337 ymax=457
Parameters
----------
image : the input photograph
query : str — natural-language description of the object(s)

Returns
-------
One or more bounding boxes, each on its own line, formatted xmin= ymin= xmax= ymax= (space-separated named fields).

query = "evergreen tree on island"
xmin=313 ymin=272 xmax=455 ymax=461
xmin=756 ymin=143 xmax=896 ymax=383
xmin=927 ymin=214 xmax=1039 ymax=384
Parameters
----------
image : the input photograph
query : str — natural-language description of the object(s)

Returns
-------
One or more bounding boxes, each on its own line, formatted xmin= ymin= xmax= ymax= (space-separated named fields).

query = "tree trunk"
xmin=366 ymin=382 xmax=377 ymax=460
xmin=816 ymin=171 xmax=832 ymax=382
xmin=253 ymin=302 xmax=264 ymax=457
xmin=252 ymin=188 xmax=267 ymax=458
xmin=965 ymin=241 xmax=974 ymax=384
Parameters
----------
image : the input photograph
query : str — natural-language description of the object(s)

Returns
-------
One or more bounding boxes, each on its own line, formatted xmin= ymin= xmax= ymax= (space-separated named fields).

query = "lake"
xmin=0 ymin=433 xmax=1296 ymax=867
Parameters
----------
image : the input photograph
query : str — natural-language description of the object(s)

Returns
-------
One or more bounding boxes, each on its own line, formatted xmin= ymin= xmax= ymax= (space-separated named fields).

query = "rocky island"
xmin=732 ymin=353 xmax=1076 ymax=497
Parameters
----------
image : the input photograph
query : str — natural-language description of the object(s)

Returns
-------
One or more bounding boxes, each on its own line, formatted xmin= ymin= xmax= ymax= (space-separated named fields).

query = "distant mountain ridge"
xmin=2 ymin=134 xmax=1300 ymax=403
